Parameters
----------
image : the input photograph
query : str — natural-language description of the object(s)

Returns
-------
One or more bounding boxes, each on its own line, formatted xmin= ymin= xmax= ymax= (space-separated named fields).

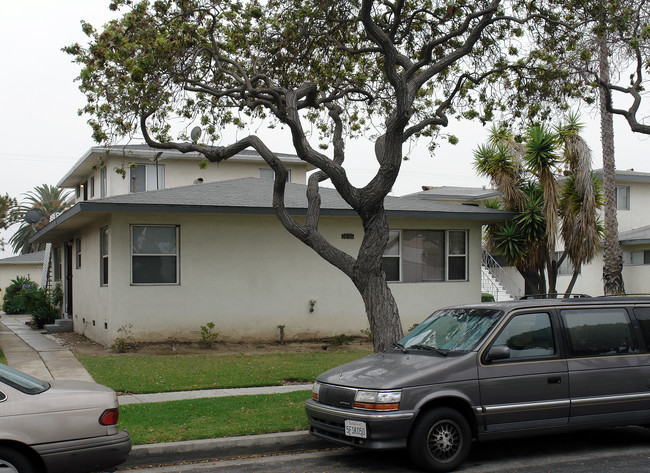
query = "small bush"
xmin=481 ymin=292 xmax=496 ymax=302
xmin=330 ymin=333 xmax=351 ymax=346
xmin=2 ymin=276 xmax=37 ymax=314
xmin=112 ymin=324 xmax=136 ymax=353
xmin=24 ymin=286 xmax=59 ymax=329
xmin=199 ymin=322 xmax=219 ymax=348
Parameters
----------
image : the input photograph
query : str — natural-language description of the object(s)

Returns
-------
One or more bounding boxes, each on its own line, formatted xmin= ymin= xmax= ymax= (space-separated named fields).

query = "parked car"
xmin=305 ymin=296 xmax=650 ymax=472
xmin=0 ymin=363 xmax=131 ymax=473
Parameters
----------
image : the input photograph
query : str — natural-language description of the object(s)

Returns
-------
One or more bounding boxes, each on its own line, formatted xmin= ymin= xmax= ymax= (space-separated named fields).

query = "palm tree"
xmin=598 ymin=37 xmax=625 ymax=295
xmin=9 ymin=184 xmax=72 ymax=254
xmin=475 ymin=116 xmax=603 ymax=297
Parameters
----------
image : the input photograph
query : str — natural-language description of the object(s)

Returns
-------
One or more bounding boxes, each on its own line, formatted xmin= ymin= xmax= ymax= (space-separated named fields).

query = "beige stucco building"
xmin=0 ymin=251 xmax=45 ymax=301
xmin=556 ymin=169 xmax=650 ymax=296
xmin=32 ymin=146 xmax=511 ymax=346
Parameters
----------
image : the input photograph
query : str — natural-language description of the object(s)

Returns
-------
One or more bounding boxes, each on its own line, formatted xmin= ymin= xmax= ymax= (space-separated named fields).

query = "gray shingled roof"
xmin=0 ymin=251 xmax=45 ymax=265
xmin=32 ymin=178 xmax=512 ymax=243
xmin=403 ymin=186 xmax=499 ymax=201
xmin=619 ymin=225 xmax=650 ymax=245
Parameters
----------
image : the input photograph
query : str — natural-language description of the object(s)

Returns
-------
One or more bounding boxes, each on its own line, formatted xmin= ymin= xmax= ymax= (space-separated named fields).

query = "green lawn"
xmin=0 ymin=348 xmax=5 ymax=365
xmin=120 ymin=390 xmax=311 ymax=445
xmin=80 ymin=350 xmax=368 ymax=394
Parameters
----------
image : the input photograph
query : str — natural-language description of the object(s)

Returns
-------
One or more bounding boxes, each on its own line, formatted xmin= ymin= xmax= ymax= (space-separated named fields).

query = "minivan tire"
xmin=408 ymin=407 xmax=471 ymax=472
xmin=0 ymin=447 xmax=34 ymax=473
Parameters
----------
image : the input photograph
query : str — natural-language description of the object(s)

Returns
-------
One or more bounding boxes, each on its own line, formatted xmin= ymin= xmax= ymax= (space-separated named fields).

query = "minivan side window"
xmin=633 ymin=308 xmax=650 ymax=351
xmin=561 ymin=308 xmax=637 ymax=357
xmin=491 ymin=312 xmax=555 ymax=359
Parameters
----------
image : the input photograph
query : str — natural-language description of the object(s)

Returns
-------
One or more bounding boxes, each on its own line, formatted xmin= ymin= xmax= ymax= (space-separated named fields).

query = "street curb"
xmin=122 ymin=431 xmax=333 ymax=467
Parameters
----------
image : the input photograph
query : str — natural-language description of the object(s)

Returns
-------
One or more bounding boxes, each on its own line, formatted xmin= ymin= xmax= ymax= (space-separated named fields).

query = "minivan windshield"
xmin=397 ymin=308 xmax=503 ymax=352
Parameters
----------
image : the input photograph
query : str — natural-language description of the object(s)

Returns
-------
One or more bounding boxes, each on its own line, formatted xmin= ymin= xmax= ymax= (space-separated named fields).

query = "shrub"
xmin=330 ymin=333 xmax=351 ymax=346
xmin=481 ymin=292 xmax=496 ymax=302
xmin=23 ymin=286 xmax=60 ymax=328
xmin=112 ymin=324 xmax=136 ymax=353
xmin=199 ymin=322 xmax=219 ymax=348
xmin=2 ymin=277 xmax=37 ymax=314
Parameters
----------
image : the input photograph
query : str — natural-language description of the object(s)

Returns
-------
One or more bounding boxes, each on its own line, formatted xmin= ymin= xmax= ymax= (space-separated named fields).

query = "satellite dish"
xmin=24 ymin=209 xmax=41 ymax=225
xmin=191 ymin=126 xmax=202 ymax=142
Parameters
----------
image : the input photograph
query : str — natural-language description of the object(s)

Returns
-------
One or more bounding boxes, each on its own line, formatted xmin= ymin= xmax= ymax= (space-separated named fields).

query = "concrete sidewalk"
xmin=0 ymin=311 xmax=327 ymax=468
xmin=0 ymin=313 xmax=94 ymax=382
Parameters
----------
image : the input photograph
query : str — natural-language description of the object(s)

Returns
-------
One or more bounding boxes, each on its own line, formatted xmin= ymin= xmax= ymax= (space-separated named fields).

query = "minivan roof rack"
xmin=518 ymin=293 xmax=592 ymax=300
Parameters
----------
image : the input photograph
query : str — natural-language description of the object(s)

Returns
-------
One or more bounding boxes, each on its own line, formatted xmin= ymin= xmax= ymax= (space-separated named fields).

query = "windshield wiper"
xmin=407 ymin=344 xmax=449 ymax=356
xmin=393 ymin=342 xmax=407 ymax=354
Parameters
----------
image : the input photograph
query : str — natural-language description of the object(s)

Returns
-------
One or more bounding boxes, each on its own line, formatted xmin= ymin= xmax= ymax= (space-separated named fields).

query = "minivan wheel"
xmin=0 ymin=447 xmax=34 ymax=473
xmin=408 ymin=407 xmax=471 ymax=472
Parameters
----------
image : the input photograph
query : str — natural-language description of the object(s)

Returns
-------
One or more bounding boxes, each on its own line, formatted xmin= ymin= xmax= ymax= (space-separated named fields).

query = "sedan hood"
xmin=317 ymin=350 xmax=477 ymax=390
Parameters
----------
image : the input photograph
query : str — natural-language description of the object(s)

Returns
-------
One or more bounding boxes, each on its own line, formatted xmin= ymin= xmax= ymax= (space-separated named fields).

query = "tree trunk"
xmin=352 ymin=204 xmax=404 ymax=352
xmin=599 ymin=37 xmax=625 ymax=295
xmin=354 ymin=269 xmax=403 ymax=353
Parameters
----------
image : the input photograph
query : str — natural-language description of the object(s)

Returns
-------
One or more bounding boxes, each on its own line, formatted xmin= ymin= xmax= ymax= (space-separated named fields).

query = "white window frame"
xmin=130 ymin=164 xmax=165 ymax=193
xmin=100 ymin=227 xmax=109 ymax=286
xmin=382 ymin=229 xmax=468 ymax=283
xmin=131 ymin=225 xmax=180 ymax=285
xmin=615 ymin=185 xmax=630 ymax=211
xmin=623 ymin=250 xmax=650 ymax=265
xmin=259 ymin=168 xmax=291 ymax=182
xmin=100 ymin=167 xmax=107 ymax=198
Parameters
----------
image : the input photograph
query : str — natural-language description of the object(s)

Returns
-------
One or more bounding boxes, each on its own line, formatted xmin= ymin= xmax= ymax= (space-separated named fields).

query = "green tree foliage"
xmin=9 ymin=184 xmax=71 ymax=255
xmin=476 ymin=116 xmax=603 ymax=296
xmin=64 ymin=0 xmax=570 ymax=351
xmin=0 ymin=193 xmax=19 ymax=251
xmin=0 ymin=193 xmax=18 ymax=230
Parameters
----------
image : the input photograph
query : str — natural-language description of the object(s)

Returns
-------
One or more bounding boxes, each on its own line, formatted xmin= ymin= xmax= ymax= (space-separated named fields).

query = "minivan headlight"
xmin=312 ymin=382 xmax=321 ymax=401
xmin=353 ymin=390 xmax=401 ymax=410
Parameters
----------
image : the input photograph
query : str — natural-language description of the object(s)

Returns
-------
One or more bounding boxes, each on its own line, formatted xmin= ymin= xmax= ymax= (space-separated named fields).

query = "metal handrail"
xmin=481 ymin=250 xmax=522 ymax=300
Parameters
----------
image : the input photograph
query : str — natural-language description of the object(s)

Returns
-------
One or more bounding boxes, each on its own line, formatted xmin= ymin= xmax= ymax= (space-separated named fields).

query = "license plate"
xmin=344 ymin=420 xmax=367 ymax=438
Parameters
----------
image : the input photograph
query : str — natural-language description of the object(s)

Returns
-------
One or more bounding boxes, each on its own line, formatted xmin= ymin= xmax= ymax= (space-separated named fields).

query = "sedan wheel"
xmin=408 ymin=407 xmax=471 ymax=472
xmin=0 ymin=448 xmax=34 ymax=473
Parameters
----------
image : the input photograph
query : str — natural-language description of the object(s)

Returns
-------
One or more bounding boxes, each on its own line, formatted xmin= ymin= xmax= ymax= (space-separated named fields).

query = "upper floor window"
xmin=382 ymin=230 xmax=467 ymax=282
xmin=259 ymin=168 xmax=291 ymax=182
xmin=100 ymin=167 xmax=107 ymax=198
xmin=130 ymin=164 xmax=165 ymax=193
xmin=89 ymin=177 xmax=95 ymax=198
xmin=616 ymin=185 xmax=630 ymax=210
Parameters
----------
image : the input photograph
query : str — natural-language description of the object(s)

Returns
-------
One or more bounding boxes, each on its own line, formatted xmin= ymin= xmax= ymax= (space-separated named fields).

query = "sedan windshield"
xmin=0 ymin=363 xmax=50 ymax=394
xmin=398 ymin=308 xmax=503 ymax=352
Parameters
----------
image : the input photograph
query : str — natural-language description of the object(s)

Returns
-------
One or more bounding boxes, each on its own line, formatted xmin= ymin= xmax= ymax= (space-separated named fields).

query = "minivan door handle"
xmin=547 ymin=376 xmax=562 ymax=385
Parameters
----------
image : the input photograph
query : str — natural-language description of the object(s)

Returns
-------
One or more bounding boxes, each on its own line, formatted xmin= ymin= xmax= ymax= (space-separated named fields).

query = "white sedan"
xmin=0 ymin=363 xmax=131 ymax=473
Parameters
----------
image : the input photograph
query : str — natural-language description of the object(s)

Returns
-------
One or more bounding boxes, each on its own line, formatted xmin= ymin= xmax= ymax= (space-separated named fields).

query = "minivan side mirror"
xmin=486 ymin=346 xmax=511 ymax=363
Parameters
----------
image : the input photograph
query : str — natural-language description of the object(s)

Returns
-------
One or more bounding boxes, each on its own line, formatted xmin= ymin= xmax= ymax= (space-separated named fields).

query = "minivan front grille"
xmin=319 ymin=384 xmax=357 ymax=409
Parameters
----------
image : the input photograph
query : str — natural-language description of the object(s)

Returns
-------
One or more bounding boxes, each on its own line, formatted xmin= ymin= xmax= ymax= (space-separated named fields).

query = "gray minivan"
xmin=305 ymin=297 xmax=650 ymax=472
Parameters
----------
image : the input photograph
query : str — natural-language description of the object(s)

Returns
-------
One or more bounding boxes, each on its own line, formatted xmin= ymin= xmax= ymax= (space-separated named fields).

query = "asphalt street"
xmin=119 ymin=425 xmax=650 ymax=472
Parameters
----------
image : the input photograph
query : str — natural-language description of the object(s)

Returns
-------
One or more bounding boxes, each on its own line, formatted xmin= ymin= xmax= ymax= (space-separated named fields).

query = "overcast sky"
xmin=1 ymin=1 xmax=649 ymax=257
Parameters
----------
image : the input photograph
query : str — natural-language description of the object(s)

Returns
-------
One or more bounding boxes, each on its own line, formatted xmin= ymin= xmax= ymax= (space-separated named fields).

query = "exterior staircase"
xmin=481 ymin=250 xmax=522 ymax=301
